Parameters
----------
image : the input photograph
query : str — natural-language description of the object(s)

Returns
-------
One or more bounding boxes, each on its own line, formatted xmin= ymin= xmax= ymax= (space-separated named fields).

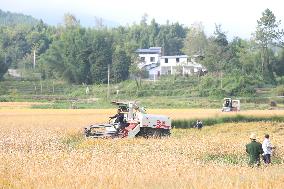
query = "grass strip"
xmin=172 ymin=115 xmax=284 ymax=128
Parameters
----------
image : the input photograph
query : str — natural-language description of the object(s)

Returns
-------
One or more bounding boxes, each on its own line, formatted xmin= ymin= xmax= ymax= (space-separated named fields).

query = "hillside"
xmin=0 ymin=78 xmax=283 ymax=109
xmin=0 ymin=9 xmax=39 ymax=26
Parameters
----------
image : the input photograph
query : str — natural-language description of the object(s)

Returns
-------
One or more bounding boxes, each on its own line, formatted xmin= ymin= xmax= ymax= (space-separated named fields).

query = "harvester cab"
xmin=222 ymin=98 xmax=240 ymax=112
xmin=84 ymin=101 xmax=171 ymax=138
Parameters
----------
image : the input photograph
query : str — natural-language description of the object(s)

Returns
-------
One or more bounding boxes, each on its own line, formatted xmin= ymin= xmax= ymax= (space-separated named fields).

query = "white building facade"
xmin=135 ymin=47 xmax=206 ymax=80
xmin=135 ymin=47 xmax=161 ymax=70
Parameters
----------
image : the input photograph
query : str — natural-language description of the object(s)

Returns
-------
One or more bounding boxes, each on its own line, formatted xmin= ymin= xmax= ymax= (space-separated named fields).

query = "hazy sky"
xmin=1 ymin=0 xmax=284 ymax=39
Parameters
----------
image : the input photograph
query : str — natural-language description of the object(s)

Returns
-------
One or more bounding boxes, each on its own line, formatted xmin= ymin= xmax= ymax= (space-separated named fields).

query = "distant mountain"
xmin=0 ymin=9 xmax=40 ymax=26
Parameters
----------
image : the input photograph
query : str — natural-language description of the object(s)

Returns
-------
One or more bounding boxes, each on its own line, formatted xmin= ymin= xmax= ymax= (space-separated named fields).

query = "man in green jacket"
xmin=246 ymin=133 xmax=264 ymax=166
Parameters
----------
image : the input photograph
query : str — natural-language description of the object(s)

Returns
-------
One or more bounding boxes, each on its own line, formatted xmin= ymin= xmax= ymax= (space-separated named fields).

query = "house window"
xmin=150 ymin=57 xmax=155 ymax=62
xmin=165 ymin=58 xmax=168 ymax=63
xmin=141 ymin=57 xmax=145 ymax=62
xmin=176 ymin=58 xmax=180 ymax=63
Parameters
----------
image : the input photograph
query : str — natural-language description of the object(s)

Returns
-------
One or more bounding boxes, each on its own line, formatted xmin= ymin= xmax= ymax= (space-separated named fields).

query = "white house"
xmin=135 ymin=47 xmax=206 ymax=80
xmin=7 ymin=69 xmax=21 ymax=78
xmin=135 ymin=47 xmax=161 ymax=70
xmin=160 ymin=55 xmax=188 ymax=75
xmin=159 ymin=55 xmax=205 ymax=76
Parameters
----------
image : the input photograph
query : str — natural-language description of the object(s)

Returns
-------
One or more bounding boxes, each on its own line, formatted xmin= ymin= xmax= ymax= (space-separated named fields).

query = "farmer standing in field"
xmin=246 ymin=133 xmax=264 ymax=166
xmin=195 ymin=120 xmax=203 ymax=129
xmin=262 ymin=134 xmax=275 ymax=164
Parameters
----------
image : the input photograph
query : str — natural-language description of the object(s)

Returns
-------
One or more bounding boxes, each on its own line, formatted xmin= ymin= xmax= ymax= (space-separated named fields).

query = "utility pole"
xmin=220 ymin=71 xmax=223 ymax=89
xmin=52 ymin=80 xmax=55 ymax=94
xmin=33 ymin=50 xmax=36 ymax=70
xmin=40 ymin=78 xmax=43 ymax=94
xmin=107 ymin=64 xmax=110 ymax=99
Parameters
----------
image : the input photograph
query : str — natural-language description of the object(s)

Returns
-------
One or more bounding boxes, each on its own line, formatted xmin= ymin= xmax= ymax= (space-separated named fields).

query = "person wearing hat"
xmin=246 ymin=133 xmax=264 ymax=166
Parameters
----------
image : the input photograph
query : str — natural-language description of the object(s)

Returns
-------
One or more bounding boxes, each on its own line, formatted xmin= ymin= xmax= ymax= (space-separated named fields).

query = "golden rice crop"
xmin=0 ymin=109 xmax=284 ymax=189
xmin=2 ymin=108 xmax=284 ymax=125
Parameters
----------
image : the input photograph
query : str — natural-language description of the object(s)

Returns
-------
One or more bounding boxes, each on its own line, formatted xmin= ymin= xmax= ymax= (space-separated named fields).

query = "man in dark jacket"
xmin=110 ymin=109 xmax=124 ymax=124
xmin=246 ymin=133 xmax=264 ymax=166
xmin=110 ymin=109 xmax=125 ymax=136
xmin=195 ymin=120 xmax=203 ymax=129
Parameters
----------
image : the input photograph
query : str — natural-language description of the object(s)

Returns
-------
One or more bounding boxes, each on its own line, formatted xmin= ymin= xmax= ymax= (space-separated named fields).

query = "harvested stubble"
xmin=0 ymin=109 xmax=284 ymax=189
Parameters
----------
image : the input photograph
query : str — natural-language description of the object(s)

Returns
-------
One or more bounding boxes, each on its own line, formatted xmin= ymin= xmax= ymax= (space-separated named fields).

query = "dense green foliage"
xmin=0 ymin=20 xmax=53 ymax=70
xmin=36 ymin=15 xmax=187 ymax=84
xmin=0 ymin=9 xmax=284 ymax=97
xmin=0 ymin=51 xmax=8 ymax=79
xmin=255 ymin=9 xmax=284 ymax=82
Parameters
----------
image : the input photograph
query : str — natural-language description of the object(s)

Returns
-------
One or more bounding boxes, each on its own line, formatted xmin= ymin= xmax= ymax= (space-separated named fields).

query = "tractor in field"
xmin=222 ymin=98 xmax=240 ymax=112
xmin=84 ymin=101 xmax=171 ymax=138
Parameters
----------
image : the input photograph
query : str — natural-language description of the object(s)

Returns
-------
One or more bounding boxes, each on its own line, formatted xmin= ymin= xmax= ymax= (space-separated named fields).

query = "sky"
xmin=1 ymin=0 xmax=284 ymax=39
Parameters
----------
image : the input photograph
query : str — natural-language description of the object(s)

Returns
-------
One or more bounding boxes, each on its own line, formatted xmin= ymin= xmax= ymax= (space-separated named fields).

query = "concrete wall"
xmin=160 ymin=56 xmax=188 ymax=66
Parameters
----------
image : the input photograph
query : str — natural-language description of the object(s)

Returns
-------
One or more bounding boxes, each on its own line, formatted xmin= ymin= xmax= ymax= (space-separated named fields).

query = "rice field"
xmin=1 ymin=108 xmax=284 ymax=189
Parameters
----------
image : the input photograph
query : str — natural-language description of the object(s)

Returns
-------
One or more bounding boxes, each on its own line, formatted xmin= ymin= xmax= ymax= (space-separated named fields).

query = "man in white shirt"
xmin=262 ymin=134 xmax=275 ymax=164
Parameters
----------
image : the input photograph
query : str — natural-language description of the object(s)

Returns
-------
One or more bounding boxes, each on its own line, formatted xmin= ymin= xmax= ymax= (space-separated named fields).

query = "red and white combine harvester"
xmin=84 ymin=101 xmax=171 ymax=138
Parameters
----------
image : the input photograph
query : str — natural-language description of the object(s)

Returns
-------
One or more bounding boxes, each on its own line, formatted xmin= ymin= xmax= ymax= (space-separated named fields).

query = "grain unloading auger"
xmin=84 ymin=101 xmax=171 ymax=138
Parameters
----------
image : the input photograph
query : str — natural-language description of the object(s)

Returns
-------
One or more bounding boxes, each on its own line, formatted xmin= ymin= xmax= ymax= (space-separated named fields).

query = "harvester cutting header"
xmin=84 ymin=101 xmax=171 ymax=138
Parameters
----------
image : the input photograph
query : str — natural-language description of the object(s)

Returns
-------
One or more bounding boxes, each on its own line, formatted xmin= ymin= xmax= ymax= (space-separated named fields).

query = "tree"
xmin=140 ymin=13 xmax=148 ymax=26
xmin=39 ymin=27 xmax=93 ymax=83
xmin=129 ymin=63 xmax=142 ymax=90
xmin=229 ymin=38 xmax=262 ymax=75
xmin=183 ymin=22 xmax=207 ymax=56
xmin=214 ymin=24 xmax=228 ymax=47
xmin=90 ymin=30 xmax=113 ymax=84
xmin=38 ymin=40 xmax=66 ymax=80
xmin=202 ymin=25 xmax=230 ymax=72
xmin=27 ymin=20 xmax=51 ymax=55
xmin=63 ymin=13 xmax=80 ymax=28
xmin=149 ymin=19 xmax=159 ymax=47
xmin=5 ymin=25 xmax=31 ymax=68
xmin=201 ymin=25 xmax=231 ymax=89
xmin=0 ymin=51 xmax=8 ymax=80
xmin=156 ymin=22 xmax=187 ymax=55
xmin=273 ymin=49 xmax=284 ymax=76
xmin=254 ymin=8 xmax=284 ymax=80
xmin=111 ymin=47 xmax=131 ymax=83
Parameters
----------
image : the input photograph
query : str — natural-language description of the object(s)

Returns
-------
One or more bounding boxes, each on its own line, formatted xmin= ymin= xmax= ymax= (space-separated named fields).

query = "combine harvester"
xmin=222 ymin=98 xmax=240 ymax=112
xmin=84 ymin=101 xmax=171 ymax=138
